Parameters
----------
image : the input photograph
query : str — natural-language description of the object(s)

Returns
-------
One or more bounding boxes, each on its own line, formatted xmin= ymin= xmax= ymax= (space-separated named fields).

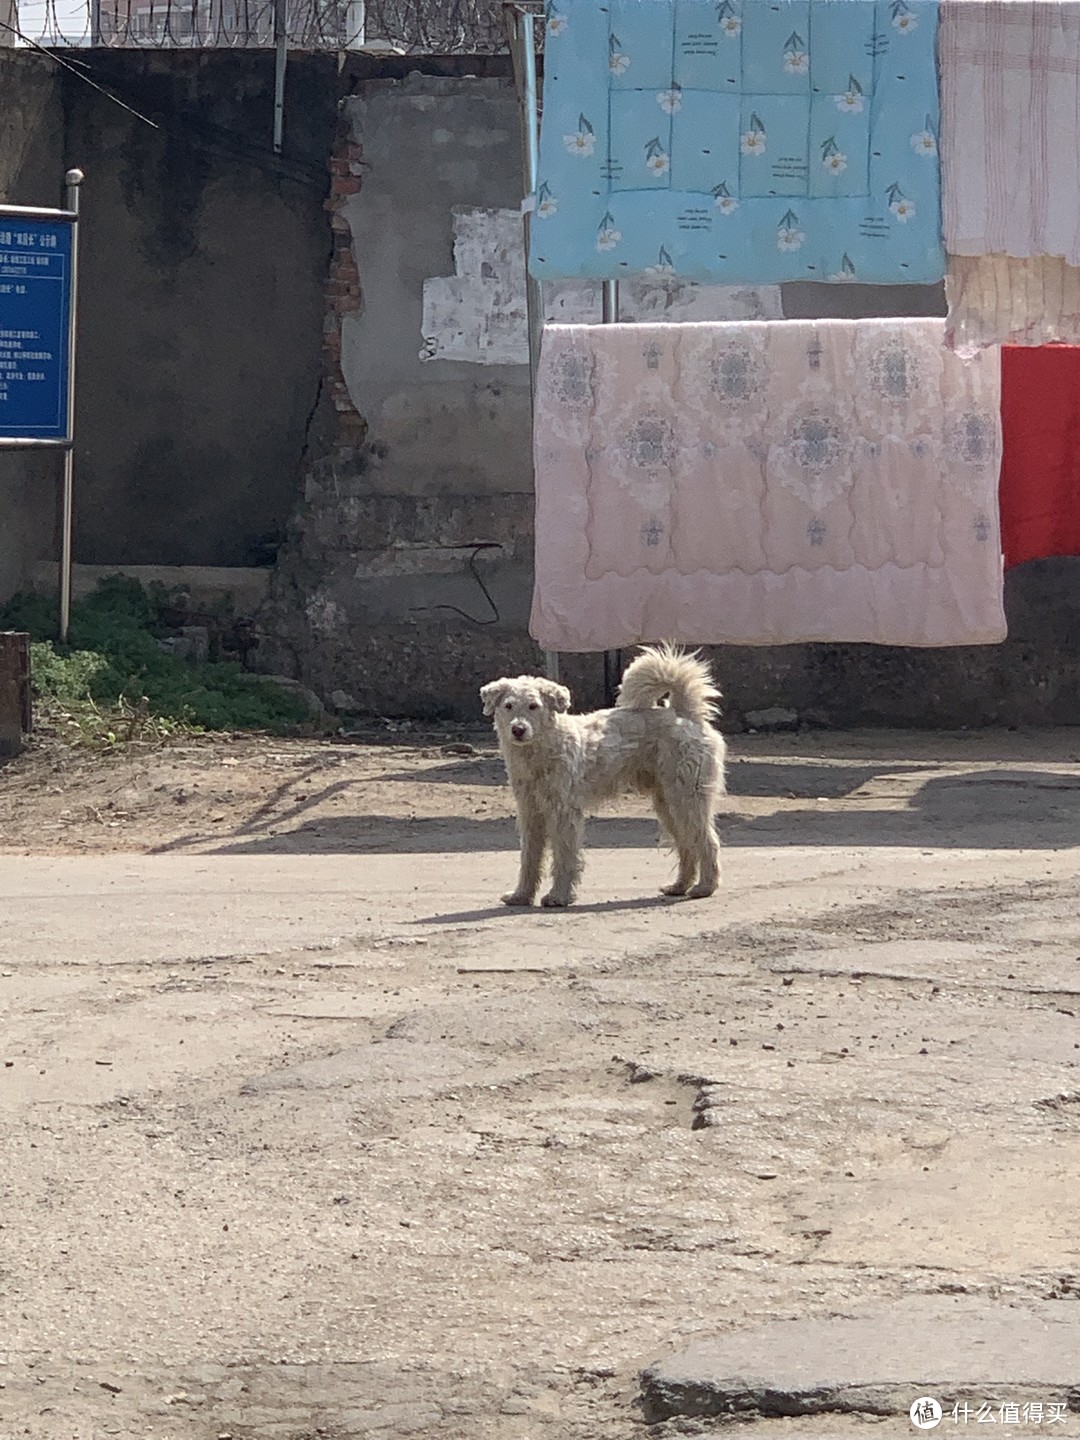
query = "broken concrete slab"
xmin=640 ymin=1296 xmax=1080 ymax=1422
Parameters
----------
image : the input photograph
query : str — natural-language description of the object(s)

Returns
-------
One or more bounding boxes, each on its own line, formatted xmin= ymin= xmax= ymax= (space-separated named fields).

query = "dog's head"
xmin=480 ymin=675 xmax=571 ymax=747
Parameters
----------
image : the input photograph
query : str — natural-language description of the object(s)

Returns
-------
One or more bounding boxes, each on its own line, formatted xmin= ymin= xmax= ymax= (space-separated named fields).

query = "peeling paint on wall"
xmin=420 ymin=207 xmax=783 ymax=364
xmin=420 ymin=208 xmax=529 ymax=364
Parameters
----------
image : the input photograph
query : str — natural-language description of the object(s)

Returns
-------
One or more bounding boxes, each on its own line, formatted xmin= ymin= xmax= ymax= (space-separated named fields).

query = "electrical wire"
xmin=410 ymin=542 xmax=503 ymax=627
xmin=0 ymin=15 xmax=160 ymax=125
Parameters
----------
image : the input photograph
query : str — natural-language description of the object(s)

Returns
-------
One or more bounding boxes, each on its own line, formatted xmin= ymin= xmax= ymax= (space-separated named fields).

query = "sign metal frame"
xmin=0 ymin=201 xmax=79 ymax=450
xmin=0 ymin=172 xmax=84 ymax=641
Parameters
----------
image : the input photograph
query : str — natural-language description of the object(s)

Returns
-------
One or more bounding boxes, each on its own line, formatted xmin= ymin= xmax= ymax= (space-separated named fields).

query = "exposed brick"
xmin=319 ymin=120 xmax=365 ymax=441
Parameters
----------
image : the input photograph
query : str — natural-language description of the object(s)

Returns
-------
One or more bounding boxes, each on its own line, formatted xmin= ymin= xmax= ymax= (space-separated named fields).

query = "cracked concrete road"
xmin=3 ymin=730 xmax=1080 ymax=1439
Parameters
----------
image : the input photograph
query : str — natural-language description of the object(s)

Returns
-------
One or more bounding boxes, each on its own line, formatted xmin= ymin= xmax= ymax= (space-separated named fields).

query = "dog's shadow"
xmin=414 ymin=894 xmax=686 ymax=925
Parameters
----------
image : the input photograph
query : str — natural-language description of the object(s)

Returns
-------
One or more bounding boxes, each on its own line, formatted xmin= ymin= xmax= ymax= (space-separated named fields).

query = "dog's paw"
xmin=660 ymin=882 xmax=690 ymax=897
xmin=540 ymin=891 xmax=572 ymax=908
xmin=686 ymin=881 xmax=719 ymax=899
xmin=502 ymin=891 xmax=535 ymax=907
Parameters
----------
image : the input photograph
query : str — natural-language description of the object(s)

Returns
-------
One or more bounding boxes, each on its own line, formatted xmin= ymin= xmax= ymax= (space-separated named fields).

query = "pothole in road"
xmin=616 ymin=1057 xmax=712 ymax=1132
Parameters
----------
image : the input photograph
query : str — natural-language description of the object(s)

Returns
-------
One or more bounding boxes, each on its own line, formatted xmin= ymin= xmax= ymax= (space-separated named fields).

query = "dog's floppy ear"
xmin=480 ymin=680 xmax=509 ymax=716
xmin=541 ymin=680 xmax=571 ymax=713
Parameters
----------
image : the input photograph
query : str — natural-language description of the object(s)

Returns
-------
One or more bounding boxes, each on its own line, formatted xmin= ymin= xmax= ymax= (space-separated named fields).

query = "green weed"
xmin=1 ymin=575 xmax=310 ymax=745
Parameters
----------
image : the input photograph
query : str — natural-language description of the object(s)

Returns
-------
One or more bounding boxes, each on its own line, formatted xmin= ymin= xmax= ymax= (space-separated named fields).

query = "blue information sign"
xmin=0 ymin=217 xmax=73 ymax=442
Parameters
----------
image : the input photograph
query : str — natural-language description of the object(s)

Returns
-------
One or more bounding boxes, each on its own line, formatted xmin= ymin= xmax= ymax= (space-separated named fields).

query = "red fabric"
xmin=1000 ymin=344 xmax=1080 ymax=569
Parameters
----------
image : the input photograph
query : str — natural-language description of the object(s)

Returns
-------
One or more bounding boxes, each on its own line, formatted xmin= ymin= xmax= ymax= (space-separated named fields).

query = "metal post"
xmin=601 ymin=279 xmax=619 ymax=324
xmin=506 ymin=7 xmax=545 ymax=388
xmin=505 ymin=5 xmax=559 ymax=682
xmin=59 ymin=168 xmax=83 ymax=648
xmin=601 ymin=279 xmax=621 ymax=701
xmin=344 ymin=0 xmax=365 ymax=46
xmin=273 ymin=0 xmax=287 ymax=155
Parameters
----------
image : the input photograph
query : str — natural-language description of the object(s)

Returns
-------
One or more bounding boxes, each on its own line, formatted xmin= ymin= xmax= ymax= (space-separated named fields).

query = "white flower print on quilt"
xmin=531 ymin=0 xmax=944 ymax=285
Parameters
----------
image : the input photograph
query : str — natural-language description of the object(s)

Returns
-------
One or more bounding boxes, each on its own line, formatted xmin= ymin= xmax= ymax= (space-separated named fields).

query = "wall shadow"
xmin=146 ymin=766 xmax=1080 ymax=856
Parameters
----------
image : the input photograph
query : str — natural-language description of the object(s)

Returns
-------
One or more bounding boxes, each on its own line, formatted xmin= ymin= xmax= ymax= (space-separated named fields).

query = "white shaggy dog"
xmin=480 ymin=644 xmax=726 ymax=908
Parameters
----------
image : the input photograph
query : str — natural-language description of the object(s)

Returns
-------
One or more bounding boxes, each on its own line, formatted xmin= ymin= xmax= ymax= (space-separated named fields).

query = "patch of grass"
xmin=0 ymin=575 xmax=310 ymax=745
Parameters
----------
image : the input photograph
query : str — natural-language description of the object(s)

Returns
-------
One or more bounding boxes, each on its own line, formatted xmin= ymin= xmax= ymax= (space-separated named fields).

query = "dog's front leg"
xmin=503 ymin=802 xmax=546 ymax=906
xmin=541 ymin=807 xmax=584 ymax=908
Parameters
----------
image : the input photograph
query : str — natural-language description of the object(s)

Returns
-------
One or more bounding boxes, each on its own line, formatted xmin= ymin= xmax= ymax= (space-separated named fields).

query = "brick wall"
xmin=324 ymin=128 xmax=368 ymax=452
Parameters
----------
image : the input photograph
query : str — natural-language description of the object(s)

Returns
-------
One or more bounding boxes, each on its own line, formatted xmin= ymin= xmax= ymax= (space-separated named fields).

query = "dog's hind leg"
xmin=541 ymin=806 xmax=584 ymax=908
xmin=503 ymin=802 xmax=547 ymax=906
xmin=659 ymin=775 xmax=721 ymax=899
xmin=653 ymin=792 xmax=698 ymax=897
xmin=685 ymin=817 xmax=721 ymax=898
xmin=679 ymin=798 xmax=721 ymax=897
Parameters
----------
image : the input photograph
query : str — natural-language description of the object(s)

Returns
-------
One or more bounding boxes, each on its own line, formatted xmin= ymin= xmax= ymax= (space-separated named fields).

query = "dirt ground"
xmin=3 ymin=721 xmax=1080 ymax=1439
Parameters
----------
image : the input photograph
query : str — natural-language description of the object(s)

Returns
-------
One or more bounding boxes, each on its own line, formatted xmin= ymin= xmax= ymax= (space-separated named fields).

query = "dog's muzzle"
xmin=510 ymin=722 xmax=529 ymax=742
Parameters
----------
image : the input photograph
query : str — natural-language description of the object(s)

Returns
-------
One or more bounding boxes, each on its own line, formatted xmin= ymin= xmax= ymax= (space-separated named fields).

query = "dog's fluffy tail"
xmin=616 ymin=642 xmax=721 ymax=724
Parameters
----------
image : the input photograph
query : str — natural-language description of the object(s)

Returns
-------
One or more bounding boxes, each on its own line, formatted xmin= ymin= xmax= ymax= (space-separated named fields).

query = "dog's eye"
xmin=504 ymin=700 xmax=513 ymax=710
xmin=528 ymin=702 xmax=539 ymax=711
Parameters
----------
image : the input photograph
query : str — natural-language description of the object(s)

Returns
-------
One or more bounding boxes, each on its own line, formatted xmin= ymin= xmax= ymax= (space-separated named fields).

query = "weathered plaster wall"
xmin=0 ymin=48 xmax=338 ymax=605
xmin=66 ymin=50 xmax=338 ymax=568
xmin=256 ymin=70 xmax=545 ymax=708
xmin=420 ymin=207 xmax=783 ymax=364
xmin=340 ymin=75 xmax=531 ymax=503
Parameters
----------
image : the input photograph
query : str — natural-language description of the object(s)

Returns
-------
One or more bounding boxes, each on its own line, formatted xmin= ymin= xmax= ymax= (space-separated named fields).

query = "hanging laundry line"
xmin=501 ymin=1 xmax=1080 ymax=658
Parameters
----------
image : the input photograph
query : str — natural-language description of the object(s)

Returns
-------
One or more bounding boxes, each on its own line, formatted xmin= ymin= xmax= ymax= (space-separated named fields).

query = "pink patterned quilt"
xmin=530 ymin=320 xmax=1006 ymax=651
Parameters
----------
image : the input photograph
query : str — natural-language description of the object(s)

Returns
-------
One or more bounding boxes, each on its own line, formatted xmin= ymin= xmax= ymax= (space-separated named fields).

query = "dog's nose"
xmin=511 ymin=723 xmax=527 ymax=739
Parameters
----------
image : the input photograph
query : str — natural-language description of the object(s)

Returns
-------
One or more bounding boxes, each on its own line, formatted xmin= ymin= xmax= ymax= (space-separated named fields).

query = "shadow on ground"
xmin=373 ymin=756 xmax=929 ymax=799
xmin=147 ymin=766 xmax=1080 ymax=857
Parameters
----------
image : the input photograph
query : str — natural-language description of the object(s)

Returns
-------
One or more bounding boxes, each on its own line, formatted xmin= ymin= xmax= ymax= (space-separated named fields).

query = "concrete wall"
xmin=0 ymin=48 xmax=338 ymax=602
xmin=257 ymin=68 xmax=548 ymax=710
xmin=67 ymin=50 xmax=338 ymax=568
xmin=341 ymin=75 xmax=533 ymax=503
xmin=0 ymin=54 xmax=65 ymax=603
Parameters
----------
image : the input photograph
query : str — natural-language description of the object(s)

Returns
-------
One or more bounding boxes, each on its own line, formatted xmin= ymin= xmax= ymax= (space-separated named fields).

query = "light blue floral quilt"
xmin=530 ymin=0 xmax=944 ymax=285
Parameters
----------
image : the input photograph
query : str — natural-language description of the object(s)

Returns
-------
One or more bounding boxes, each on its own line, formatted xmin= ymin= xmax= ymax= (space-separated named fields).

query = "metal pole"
xmin=505 ymin=5 xmax=559 ymax=682
xmin=601 ymin=279 xmax=619 ymax=324
xmin=59 ymin=168 xmax=83 ymax=648
xmin=601 ymin=280 xmax=620 ymax=701
xmin=506 ymin=8 xmax=545 ymax=388
xmin=273 ymin=0 xmax=287 ymax=155
xmin=520 ymin=16 xmax=559 ymax=682
xmin=344 ymin=0 xmax=365 ymax=46
xmin=519 ymin=12 xmax=544 ymax=385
